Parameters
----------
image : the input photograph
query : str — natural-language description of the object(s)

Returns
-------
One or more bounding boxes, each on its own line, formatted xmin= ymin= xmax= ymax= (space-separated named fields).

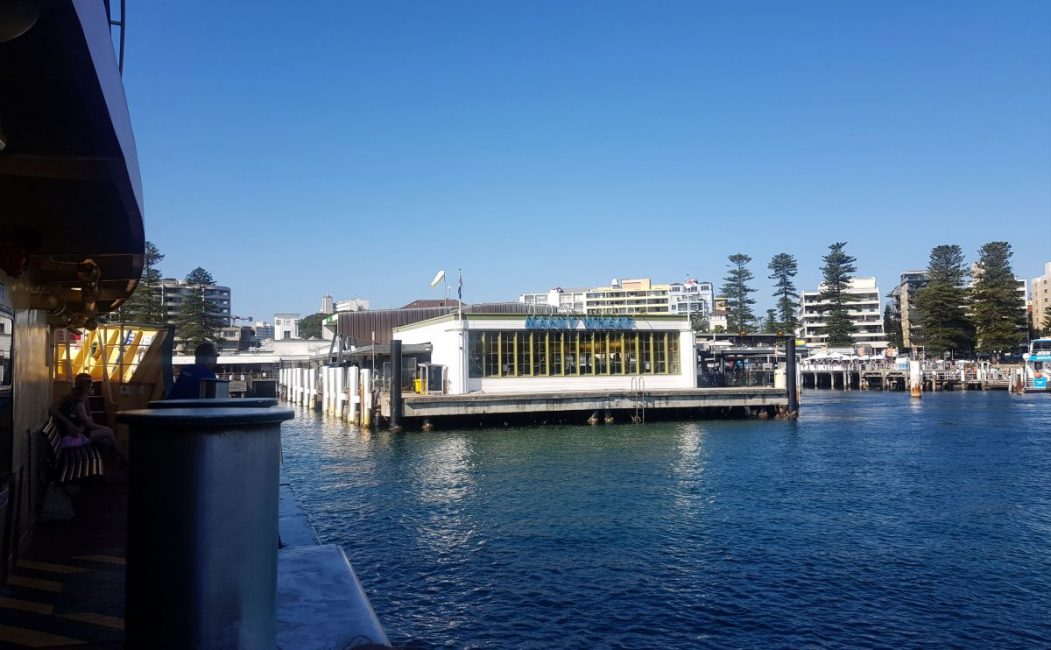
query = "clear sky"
xmin=123 ymin=0 xmax=1051 ymax=320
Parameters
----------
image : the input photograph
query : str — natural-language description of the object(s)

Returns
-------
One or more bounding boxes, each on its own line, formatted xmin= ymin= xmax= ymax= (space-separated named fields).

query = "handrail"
xmin=104 ymin=0 xmax=127 ymax=74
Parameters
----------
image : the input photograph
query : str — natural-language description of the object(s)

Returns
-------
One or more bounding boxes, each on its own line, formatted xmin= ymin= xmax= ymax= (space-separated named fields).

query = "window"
xmin=0 ymin=311 xmax=11 ymax=388
xmin=467 ymin=329 xmax=681 ymax=378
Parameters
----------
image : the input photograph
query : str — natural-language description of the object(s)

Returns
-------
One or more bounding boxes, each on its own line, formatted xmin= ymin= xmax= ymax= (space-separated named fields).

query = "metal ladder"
xmin=630 ymin=375 xmax=647 ymax=424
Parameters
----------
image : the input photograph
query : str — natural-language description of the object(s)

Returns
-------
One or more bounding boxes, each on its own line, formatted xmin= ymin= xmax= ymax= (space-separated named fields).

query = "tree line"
xmin=115 ymin=241 xmax=226 ymax=350
xmin=712 ymin=241 xmax=1034 ymax=357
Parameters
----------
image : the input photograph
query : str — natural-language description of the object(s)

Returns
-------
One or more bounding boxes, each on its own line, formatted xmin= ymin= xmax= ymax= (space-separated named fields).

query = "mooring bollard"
xmin=786 ymin=338 xmax=799 ymax=416
xmin=117 ymin=406 xmax=294 ymax=649
xmin=390 ymin=340 xmax=403 ymax=433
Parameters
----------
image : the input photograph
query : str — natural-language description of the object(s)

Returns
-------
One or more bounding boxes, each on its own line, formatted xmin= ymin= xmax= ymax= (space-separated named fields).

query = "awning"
xmin=0 ymin=1 xmax=144 ymax=326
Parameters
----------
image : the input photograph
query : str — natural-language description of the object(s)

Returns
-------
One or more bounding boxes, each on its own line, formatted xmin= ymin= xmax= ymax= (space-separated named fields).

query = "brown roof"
xmin=400 ymin=299 xmax=462 ymax=309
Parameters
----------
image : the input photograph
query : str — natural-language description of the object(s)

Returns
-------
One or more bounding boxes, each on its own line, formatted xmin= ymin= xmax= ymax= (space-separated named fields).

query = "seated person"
xmin=49 ymin=373 xmax=123 ymax=461
xmin=167 ymin=341 xmax=219 ymax=399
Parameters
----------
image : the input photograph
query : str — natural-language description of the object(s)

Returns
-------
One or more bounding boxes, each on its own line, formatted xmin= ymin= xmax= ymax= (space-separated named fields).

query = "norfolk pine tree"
xmin=914 ymin=245 xmax=973 ymax=357
xmin=721 ymin=253 xmax=757 ymax=334
xmin=175 ymin=267 xmax=226 ymax=350
xmin=119 ymin=241 xmax=167 ymax=325
xmin=768 ymin=253 xmax=799 ymax=334
xmin=883 ymin=303 xmax=903 ymax=349
xmin=818 ymin=242 xmax=857 ymax=347
xmin=971 ymin=241 xmax=1025 ymax=356
xmin=763 ymin=308 xmax=778 ymax=333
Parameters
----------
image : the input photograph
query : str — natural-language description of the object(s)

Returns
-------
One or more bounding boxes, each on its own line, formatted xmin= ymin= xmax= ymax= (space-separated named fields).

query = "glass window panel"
xmin=610 ymin=332 xmax=624 ymax=374
xmin=594 ymin=333 xmax=607 ymax=374
xmin=656 ymin=332 xmax=667 ymax=373
xmin=642 ymin=332 xmax=653 ymax=373
xmin=580 ymin=332 xmax=593 ymax=375
xmin=669 ymin=333 xmax=680 ymax=374
xmin=469 ymin=332 xmax=484 ymax=378
xmin=532 ymin=332 xmax=545 ymax=376
xmin=501 ymin=332 xmax=515 ymax=377
xmin=552 ymin=332 xmax=563 ymax=375
xmin=517 ymin=332 xmax=531 ymax=376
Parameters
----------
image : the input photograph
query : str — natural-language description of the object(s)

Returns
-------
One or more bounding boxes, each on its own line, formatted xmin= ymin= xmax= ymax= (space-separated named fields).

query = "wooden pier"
xmin=381 ymin=387 xmax=790 ymax=427
xmin=801 ymin=367 xmax=1013 ymax=391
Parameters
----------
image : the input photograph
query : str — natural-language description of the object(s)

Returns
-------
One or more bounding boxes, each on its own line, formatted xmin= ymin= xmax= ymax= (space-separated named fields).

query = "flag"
xmin=430 ymin=269 xmax=445 ymax=288
xmin=457 ymin=270 xmax=463 ymax=301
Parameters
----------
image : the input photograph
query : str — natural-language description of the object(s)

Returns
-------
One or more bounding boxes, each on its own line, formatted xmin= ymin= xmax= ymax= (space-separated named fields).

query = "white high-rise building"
xmin=518 ymin=287 xmax=589 ymax=313
xmin=320 ymin=294 xmax=334 ymax=314
xmin=519 ymin=277 xmax=714 ymax=317
xmin=799 ymin=277 xmax=887 ymax=350
xmin=334 ymin=298 xmax=369 ymax=313
xmin=668 ymin=280 xmax=713 ymax=319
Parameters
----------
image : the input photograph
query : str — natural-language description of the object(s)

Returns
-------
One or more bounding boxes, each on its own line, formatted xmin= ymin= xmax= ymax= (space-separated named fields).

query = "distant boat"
xmin=1022 ymin=338 xmax=1051 ymax=392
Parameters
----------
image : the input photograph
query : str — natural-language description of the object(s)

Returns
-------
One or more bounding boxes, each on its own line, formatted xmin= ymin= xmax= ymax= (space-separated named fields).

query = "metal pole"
xmin=390 ymin=339 xmax=403 ymax=432
xmin=786 ymin=338 xmax=799 ymax=415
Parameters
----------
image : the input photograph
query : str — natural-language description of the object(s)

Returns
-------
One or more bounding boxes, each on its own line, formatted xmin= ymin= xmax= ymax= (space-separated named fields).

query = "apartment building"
xmin=888 ymin=270 xmax=929 ymax=349
xmin=1033 ymin=262 xmax=1051 ymax=334
xmin=798 ymin=277 xmax=887 ymax=350
xmin=158 ymin=278 xmax=231 ymax=325
xmin=520 ymin=277 xmax=714 ymax=317
xmin=668 ymin=280 xmax=714 ymax=319
xmin=334 ymin=298 xmax=370 ymax=313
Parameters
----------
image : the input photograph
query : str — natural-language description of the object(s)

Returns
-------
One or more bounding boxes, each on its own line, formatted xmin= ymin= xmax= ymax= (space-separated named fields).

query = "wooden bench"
xmin=38 ymin=417 xmax=104 ymax=484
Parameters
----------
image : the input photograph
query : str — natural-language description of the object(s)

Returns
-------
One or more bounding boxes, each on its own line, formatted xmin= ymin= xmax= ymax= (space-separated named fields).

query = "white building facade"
xmin=334 ymin=298 xmax=370 ymax=313
xmin=519 ymin=277 xmax=714 ymax=317
xmin=274 ymin=313 xmax=300 ymax=340
xmin=798 ymin=277 xmax=887 ymax=350
xmin=668 ymin=280 xmax=713 ymax=319
xmin=395 ymin=313 xmax=696 ymax=395
xmin=518 ymin=288 xmax=589 ymax=313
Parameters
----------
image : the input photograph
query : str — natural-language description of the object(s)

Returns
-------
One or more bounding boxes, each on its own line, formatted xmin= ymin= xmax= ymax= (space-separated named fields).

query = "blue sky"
xmin=123 ymin=0 xmax=1051 ymax=320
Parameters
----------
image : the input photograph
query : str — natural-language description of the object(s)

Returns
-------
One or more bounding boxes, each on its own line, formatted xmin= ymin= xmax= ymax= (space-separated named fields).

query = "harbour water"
xmin=280 ymin=392 xmax=1051 ymax=648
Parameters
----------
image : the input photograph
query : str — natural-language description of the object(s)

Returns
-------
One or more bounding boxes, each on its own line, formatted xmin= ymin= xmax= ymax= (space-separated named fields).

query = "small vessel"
xmin=1022 ymin=338 xmax=1051 ymax=392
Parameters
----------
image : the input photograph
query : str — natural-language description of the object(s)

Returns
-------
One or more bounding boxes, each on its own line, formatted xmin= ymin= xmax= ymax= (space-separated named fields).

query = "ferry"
xmin=1023 ymin=338 xmax=1051 ymax=392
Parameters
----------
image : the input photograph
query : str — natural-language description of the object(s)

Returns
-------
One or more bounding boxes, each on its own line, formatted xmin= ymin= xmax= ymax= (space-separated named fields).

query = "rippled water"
xmin=281 ymin=391 xmax=1051 ymax=648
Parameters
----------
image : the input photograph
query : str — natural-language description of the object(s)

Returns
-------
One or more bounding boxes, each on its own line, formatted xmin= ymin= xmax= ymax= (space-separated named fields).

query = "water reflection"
xmin=411 ymin=434 xmax=479 ymax=560
xmin=414 ymin=435 xmax=476 ymax=505
xmin=672 ymin=423 xmax=707 ymax=516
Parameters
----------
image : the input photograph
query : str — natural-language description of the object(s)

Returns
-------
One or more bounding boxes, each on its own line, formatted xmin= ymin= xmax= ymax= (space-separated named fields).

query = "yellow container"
xmin=413 ymin=378 xmax=423 ymax=393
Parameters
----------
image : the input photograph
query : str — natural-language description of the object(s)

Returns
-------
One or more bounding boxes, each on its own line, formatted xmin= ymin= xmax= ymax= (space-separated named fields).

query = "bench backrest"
xmin=41 ymin=417 xmax=63 ymax=461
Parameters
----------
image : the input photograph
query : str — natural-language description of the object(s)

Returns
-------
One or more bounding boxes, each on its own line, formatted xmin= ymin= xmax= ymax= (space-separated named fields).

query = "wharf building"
xmin=1033 ymin=262 xmax=1051 ymax=335
xmin=798 ymin=277 xmax=888 ymax=351
xmin=394 ymin=311 xmax=697 ymax=395
xmin=158 ymin=278 xmax=231 ymax=325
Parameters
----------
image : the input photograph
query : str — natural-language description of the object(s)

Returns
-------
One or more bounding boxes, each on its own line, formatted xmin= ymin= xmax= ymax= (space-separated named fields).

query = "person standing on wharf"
xmin=167 ymin=341 xmax=219 ymax=399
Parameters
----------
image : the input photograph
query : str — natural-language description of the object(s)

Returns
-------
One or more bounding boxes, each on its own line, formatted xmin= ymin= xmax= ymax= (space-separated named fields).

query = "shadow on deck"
xmin=0 ymin=474 xmax=127 ymax=648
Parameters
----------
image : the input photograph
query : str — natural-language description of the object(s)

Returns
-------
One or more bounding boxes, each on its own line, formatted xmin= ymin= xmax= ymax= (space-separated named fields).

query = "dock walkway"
xmin=387 ymin=387 xmax=788 ymax=424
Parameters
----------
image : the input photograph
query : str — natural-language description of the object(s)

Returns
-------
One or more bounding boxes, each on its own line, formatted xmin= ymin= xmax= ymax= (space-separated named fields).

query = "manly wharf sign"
xmin=524 ymin=315 xmax=636 ymax=331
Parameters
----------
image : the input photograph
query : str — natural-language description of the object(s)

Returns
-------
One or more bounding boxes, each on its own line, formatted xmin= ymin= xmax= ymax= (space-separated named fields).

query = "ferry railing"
xmin=698 ymin=370 xmax=775 ymax=388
